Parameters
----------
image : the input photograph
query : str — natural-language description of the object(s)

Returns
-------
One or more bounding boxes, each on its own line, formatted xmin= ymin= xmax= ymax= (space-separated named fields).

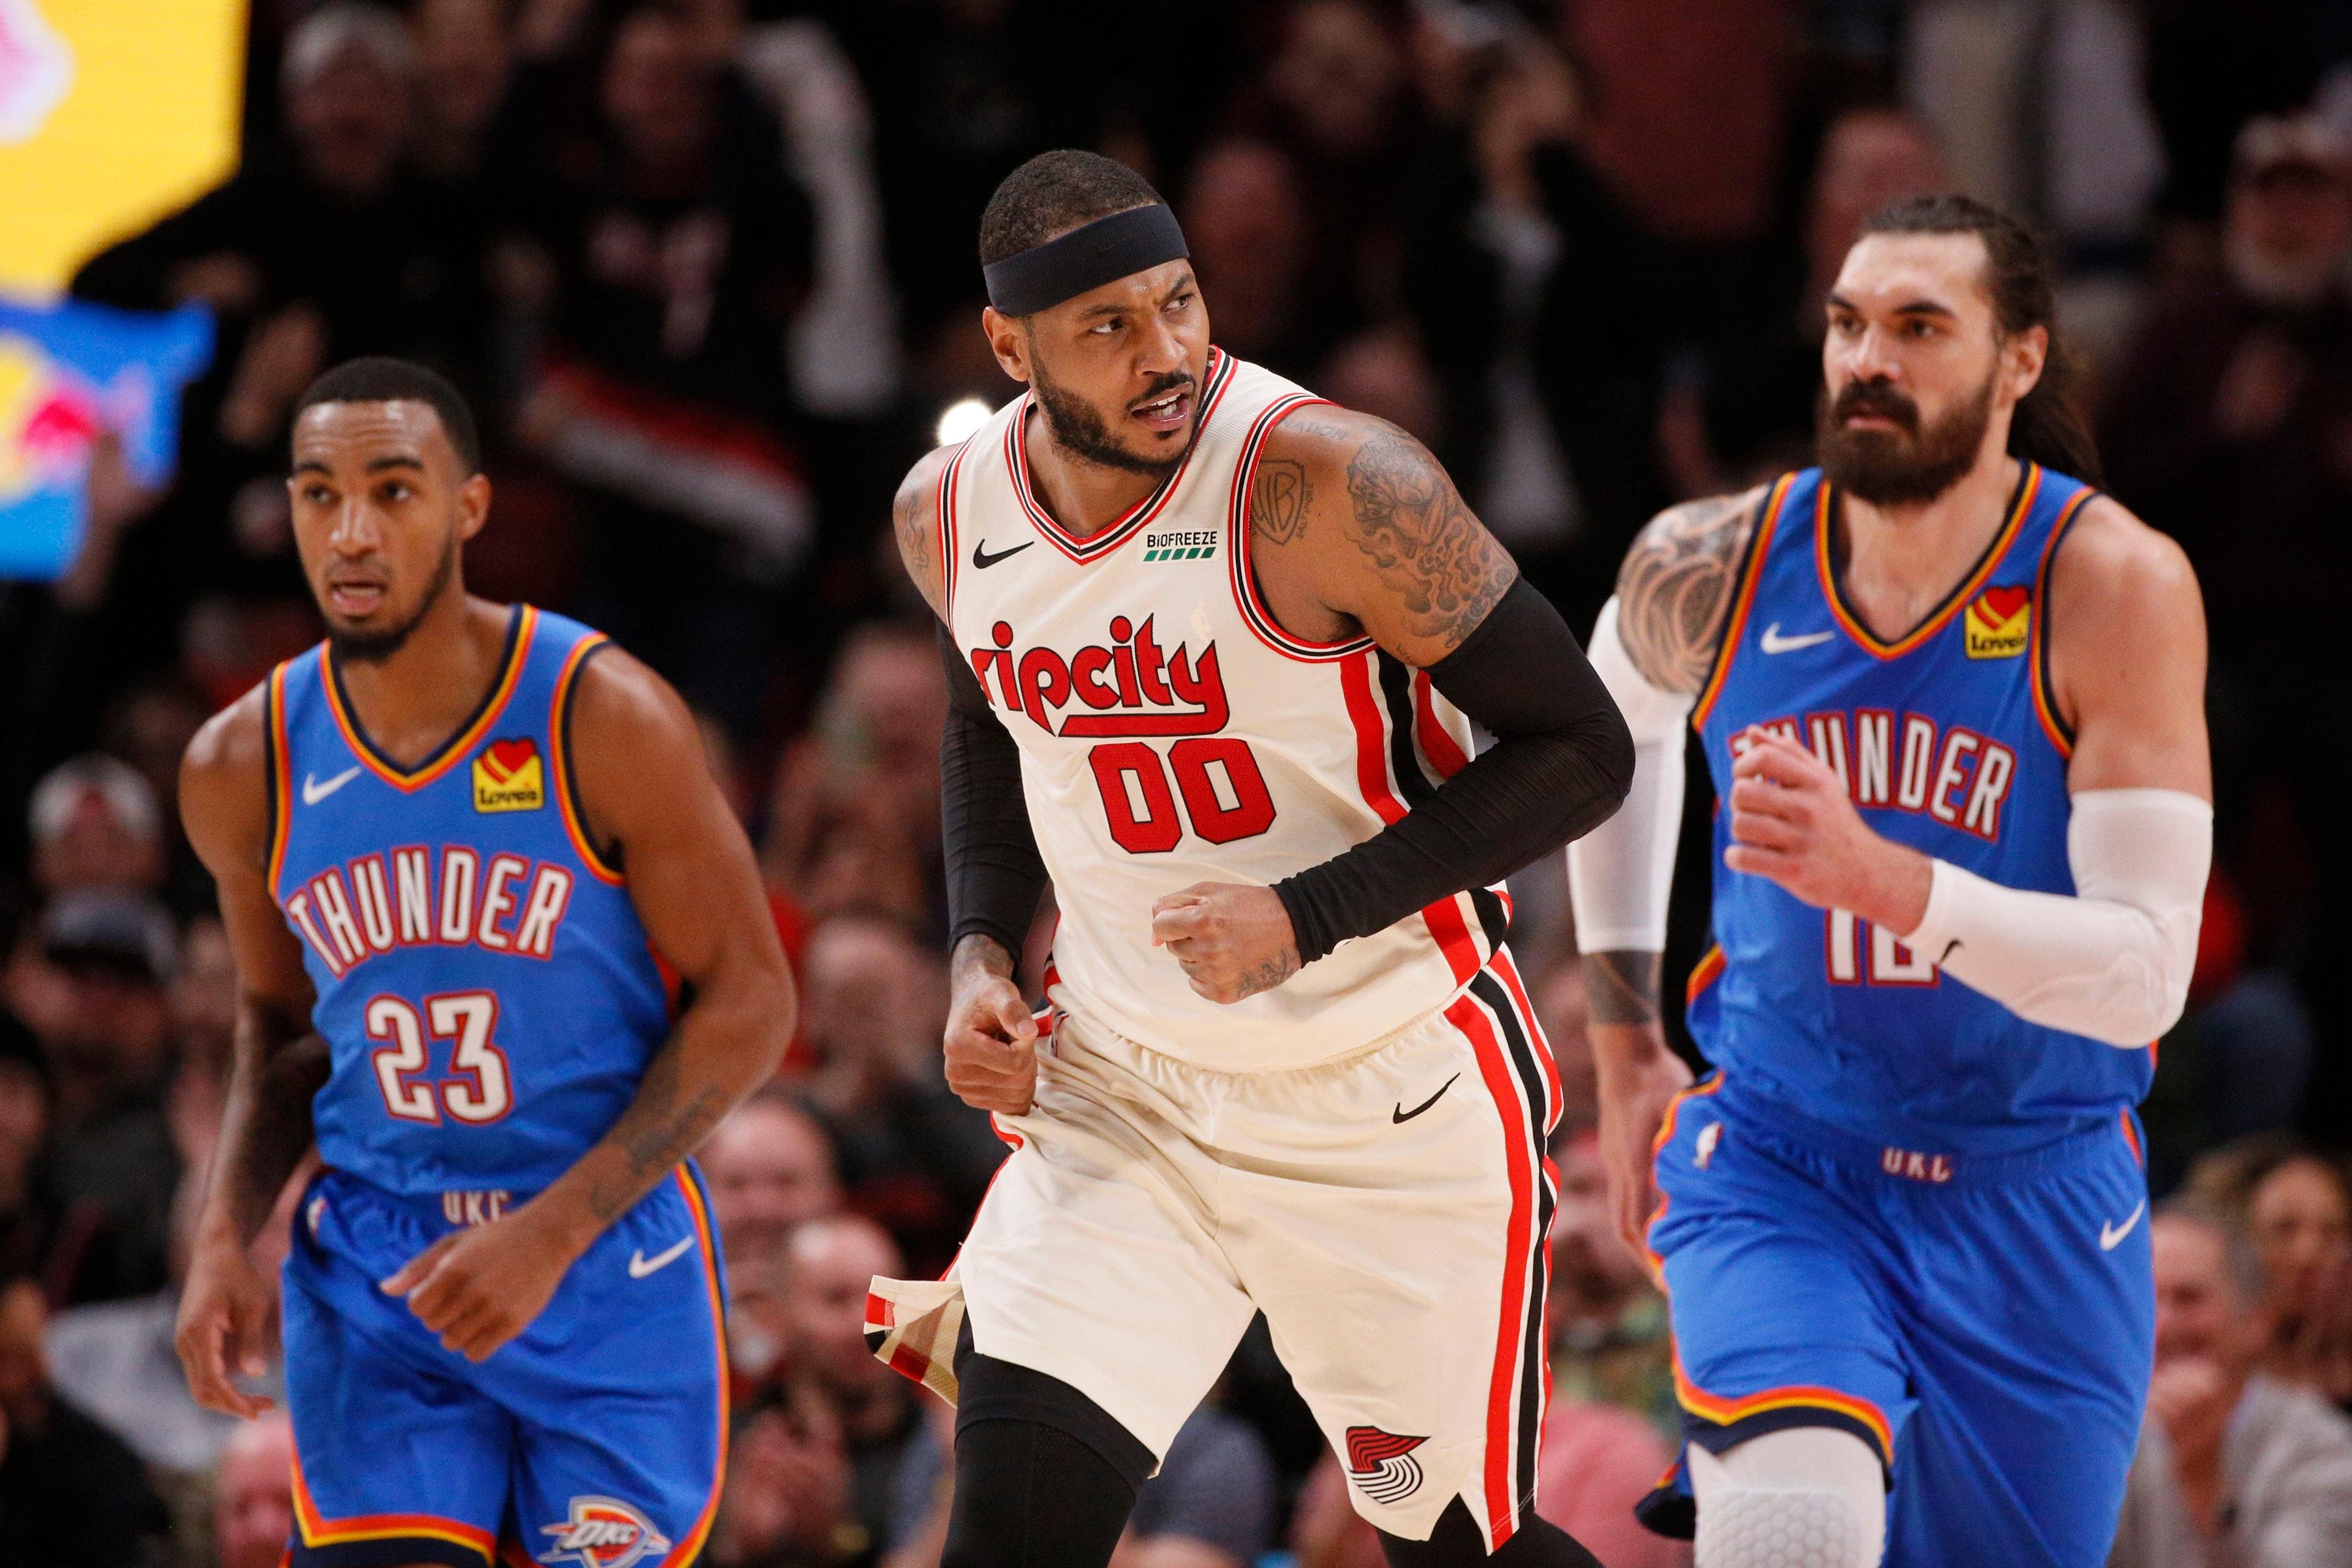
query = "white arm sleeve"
xmin=1901 ymin=788 xmax=2212 ymax=1047
xmin=1566 ymin=597 xmax=1694 ymax=953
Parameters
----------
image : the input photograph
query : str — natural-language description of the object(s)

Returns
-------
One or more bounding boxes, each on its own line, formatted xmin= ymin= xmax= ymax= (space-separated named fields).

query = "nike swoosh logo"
xmin=1393 ymin=1074 xmax=1460 ymax=1124
xmin=971 ymin=538 xmax=1035 ymax=569
xmin=628 ymin=1236 xmax=696 ymax=1278
xmin=1760 ymin=623 xmax=1836 ymax=655
xmin=302 ymin=766 xmax=364 ymax=805
xmin=2100 ymin=1200 xmax=2147 ymax=1251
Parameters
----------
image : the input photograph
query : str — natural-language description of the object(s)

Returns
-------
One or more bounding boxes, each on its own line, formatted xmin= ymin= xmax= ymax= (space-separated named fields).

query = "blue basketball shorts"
xmin=280 ymin=1165 xmax=727 ymax=1568
xmin=1640 ymin=1074 xmax=2154 ymax=1568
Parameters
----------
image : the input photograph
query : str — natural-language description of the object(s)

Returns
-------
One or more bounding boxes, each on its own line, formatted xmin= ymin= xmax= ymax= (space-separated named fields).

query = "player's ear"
xmin=982 ymin=306 xmax=1033 ymax=386
xmin=2003 ymin=322 xmax=2048 ymax=404
xmin=454 ymin=472 xmax=492 ymax=543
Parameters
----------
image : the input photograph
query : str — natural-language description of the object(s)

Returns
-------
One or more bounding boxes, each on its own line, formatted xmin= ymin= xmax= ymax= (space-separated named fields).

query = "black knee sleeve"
xmin=1378 ymin=1500 xmax=1602 ymax=1568
xmin=941 ymin=1352 xmax=1155 ymax=1568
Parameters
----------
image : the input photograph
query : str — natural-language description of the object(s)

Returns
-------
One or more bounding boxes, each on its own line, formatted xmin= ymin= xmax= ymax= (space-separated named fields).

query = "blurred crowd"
xmin=2 ymin=0 xmax=2351 ymax=1564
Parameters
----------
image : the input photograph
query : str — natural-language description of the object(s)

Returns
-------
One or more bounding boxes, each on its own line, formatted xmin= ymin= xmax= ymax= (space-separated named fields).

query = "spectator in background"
xmin=26 ymin=757 xmax=166 ymax=902
xmin=1399 ymin=18 xmax=1668 ymax=626
xmin=0 ymin=1276 xmax=174 ymax=1567
xmin=795 ymin=911 xmax=999 ymax=1275
xmin=2109 ymin=1200 xmax=2352 ymax=1567
xmin=0 ymin=1016 xmax=88 ymax=1302
xmin=407 ymin=0 xmax=515 ymax=190
xmin=1116 ymin=1396 xmax=1281 ymax=1568
xmin=704 ymin=1090 xmax=843 ymax=1266
xmin=707 ymin=1375 xmax=860 ymax=1567
xmin=517 ymin=2 xmax=818 ymax=734
xmin=765 ymin=622 xmax=948 ymax=927
xmin=5 ymin=894 xmax=181 ymax=1303
xmin=780 ymin=1216 xmax=936 ymax=1560
xmin=1182 ymin=139 xmax=1319 ymax=378
xmin=214 ymin=1409 xmax=297 ymax=1568
xmin=2187 ymin=1137 xmax=2352 ymax=1412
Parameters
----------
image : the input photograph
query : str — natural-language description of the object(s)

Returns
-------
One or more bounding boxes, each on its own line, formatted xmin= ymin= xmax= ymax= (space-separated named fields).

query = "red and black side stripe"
xmin=1468 ymin=968 xmax=1556 ymax=1525
xmin=1374 ymin=652 xmax=1510 ymax=952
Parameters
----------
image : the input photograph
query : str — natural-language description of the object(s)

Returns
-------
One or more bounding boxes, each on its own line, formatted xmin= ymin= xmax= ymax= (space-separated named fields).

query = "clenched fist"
xmin=943 ymin=937 xmax=1038 ymax=1115
xmin=1150 ymin=883 xmax=1301 ymax=1004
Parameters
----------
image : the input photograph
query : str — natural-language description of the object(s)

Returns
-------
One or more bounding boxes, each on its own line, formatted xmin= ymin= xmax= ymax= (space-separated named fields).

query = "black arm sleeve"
xmin=1273 ymin=578 xmax=1634 ymax=964
xmin=939 ymin=622 xmax=1051 ymax=959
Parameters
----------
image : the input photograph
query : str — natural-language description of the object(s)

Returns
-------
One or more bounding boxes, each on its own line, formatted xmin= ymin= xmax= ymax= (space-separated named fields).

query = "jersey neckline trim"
xmin=1005 ymin=347 xmax=1238 ymax=564
xmin=1814 ymin=462 xmax=2038 ymax=661
xmin=1689 ymin=475 xmax=1792 ymax=729
xmin=319 ymin=604 xmax=535 ymax=793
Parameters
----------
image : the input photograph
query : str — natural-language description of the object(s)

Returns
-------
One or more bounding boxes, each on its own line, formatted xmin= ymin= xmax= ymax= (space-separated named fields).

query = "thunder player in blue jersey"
xmin=172 ymin=358 xmax=794 ymax=1568
xmin=1567 ymin=196 xmax=2212 ymax=1567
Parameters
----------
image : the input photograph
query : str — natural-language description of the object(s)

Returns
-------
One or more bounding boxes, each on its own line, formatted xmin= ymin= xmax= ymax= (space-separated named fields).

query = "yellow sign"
xmin=473 ymin=739 xmax=546 ymax=813
xmin=0 ymin=0 xmax=247 ymax=296
xmin=1963 ymin=585 xmax=2031 ymax=660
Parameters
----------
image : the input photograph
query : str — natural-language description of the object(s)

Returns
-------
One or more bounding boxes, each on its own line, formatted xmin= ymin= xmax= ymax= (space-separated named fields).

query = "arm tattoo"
xmin=584 ymin=1038 xmax=728 ymax=1223
xmin=1583 ymin=949 xmax=1662 ymax=1027
xmin=1615 ymin=489 xmax=1765 ymax=693
xmin=222 ymin=1023 xmax=328 ymax=1241
xmin=1340 ymin=424 xmax=1515 ymax=647
xmin=1251 ymin=458 xmax=1312 ymax=546
xmin=892 ymin=466 xmax=933 ymax=582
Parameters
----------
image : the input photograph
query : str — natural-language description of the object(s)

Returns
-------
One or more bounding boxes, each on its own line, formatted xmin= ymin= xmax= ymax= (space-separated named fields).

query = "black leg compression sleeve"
xmin=1378 ymin=1499 xmax=1603 ymax=1568
xmin=942 ymin=1351 xmax=1156 ymax=1568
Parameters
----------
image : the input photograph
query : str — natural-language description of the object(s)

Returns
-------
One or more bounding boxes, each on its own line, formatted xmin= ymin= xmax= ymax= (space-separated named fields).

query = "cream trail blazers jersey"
xmin=938 ymin=349 xmax=1509 ymax=1071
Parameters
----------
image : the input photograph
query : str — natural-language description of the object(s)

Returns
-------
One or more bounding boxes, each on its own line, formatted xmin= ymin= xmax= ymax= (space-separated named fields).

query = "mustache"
xmin=1128 ymin=371 xmax=1195 ymax=411
xmin=1830 ymin=379 xmax=1920 ymax=432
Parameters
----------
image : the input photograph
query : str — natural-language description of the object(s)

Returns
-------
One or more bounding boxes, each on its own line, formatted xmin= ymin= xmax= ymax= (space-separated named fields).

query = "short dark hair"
xmin=293 ymin=356 xmax=481 ymax=474
xmin=978 ymin=150 xmax=1167 ymax=269
xmin=1856 ymin=194 xmax=2103 ymax=486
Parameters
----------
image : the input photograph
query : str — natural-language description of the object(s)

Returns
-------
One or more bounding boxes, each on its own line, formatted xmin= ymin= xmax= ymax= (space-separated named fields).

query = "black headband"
xmin=983 ymin=204 xmax=1190 ymax=317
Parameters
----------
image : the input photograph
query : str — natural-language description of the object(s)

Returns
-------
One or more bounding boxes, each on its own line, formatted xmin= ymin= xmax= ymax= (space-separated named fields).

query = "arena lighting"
xmin=936 ymin=398 xmax=994 ymax=447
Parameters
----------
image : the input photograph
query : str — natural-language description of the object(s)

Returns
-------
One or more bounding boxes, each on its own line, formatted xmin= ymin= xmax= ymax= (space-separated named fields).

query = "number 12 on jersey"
xmin=1825 ymin=908 xmax=1940 ymax=987
xmin=1088 ymin=739 xmax=1276 ymax=854
xmin=367 ymin=990 xmax=514 ymax=1124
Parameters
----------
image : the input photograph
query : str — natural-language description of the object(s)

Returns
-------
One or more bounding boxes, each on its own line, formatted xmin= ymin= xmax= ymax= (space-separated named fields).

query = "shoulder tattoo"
xmin=1250 ymin=457 xmax=1312 ymax=546
xmin=1339 ymin=423 xmax=1515 ymax=647
xmin=892 ymin=466 xmax=933 ymax=581
xmin=1615 ymin=488 xmax=1766 ymax=694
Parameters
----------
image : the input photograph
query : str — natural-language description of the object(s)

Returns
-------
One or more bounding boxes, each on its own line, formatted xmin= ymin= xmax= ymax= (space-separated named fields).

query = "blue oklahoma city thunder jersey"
xmin=267 ymin=606 xmax=669 ymax=1196
xmin=1689 ymin=464 xmax=2149 ymax=1154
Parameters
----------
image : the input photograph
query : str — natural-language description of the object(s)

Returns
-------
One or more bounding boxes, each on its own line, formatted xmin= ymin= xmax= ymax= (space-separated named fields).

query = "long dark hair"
xmin=1857 ymin=194 xmax=2105 ymax=486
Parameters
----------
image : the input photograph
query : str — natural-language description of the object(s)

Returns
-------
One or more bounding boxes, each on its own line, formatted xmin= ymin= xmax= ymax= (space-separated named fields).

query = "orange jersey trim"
xmin=1690 ymin=475 xmax=1792 ymax=730
xmin=1670 ymin=1355 xmax=1896 ymax=1467
xmin=2029 ymin=486 xmax=2097 ymax=758
xmin=548 ymin=631 xmax=622 ymax=884
xmin=289 ymin=1447 xmax=494 ymax=1561
xmin=1816 ymin=465 xmax=2038 ymax=661
xmin=320 ymin=605 xmax=538 ymax=793
xmin=266 ymin=663 xmax=295 ymax=901
xmin=1685 ymin=945 xmax=1727 ymax=1008
xmin=659 ymin=1166 xmax=730 ymax=1567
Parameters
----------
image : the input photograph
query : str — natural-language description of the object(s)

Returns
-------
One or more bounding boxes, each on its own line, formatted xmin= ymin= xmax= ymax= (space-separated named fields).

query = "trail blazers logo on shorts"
xmin=1963 ymin=584 xmax=2030 ymax=660
xmin=473 ymin=736 xmax=545 ymax=812
xmin=1346 ymin=1426 xmax=1429 ymax=1504
xmin=539 ymin=1496 xmax=669 ymax=1566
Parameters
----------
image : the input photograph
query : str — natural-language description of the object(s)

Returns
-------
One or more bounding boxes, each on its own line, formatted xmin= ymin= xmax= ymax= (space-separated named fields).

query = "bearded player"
xmin=175 ymin=358 xmax=794 ymax=1567
xmin=1568 ymin=195 xmax=2211 ymax=1566
xmin=864 ymin=152 xmax=1632 ymax=1568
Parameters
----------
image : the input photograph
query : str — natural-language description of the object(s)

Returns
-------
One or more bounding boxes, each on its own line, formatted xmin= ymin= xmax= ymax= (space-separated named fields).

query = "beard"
xmin=1031 ymin=355 xmax=1195 ymax=480
xmin=325 ymin=534 xmax=457 ymax=665
xmin=1817 ymin=366 xmax=1996 ymax=507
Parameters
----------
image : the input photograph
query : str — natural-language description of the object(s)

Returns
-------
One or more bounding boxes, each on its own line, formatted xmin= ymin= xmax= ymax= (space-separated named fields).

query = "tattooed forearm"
xmin=581 ymin=1039 xmax=730 ymax=1223
xmin=1583 ymin=949 xmax=1662 ymax=1027
xmin=1338 ymin=423 xmax=1515 ymax=649
xmin=1615 ymin=488 xmax=1766 ymax=693
xmin=1251 ymin=458 xmax=1312 ymax=545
